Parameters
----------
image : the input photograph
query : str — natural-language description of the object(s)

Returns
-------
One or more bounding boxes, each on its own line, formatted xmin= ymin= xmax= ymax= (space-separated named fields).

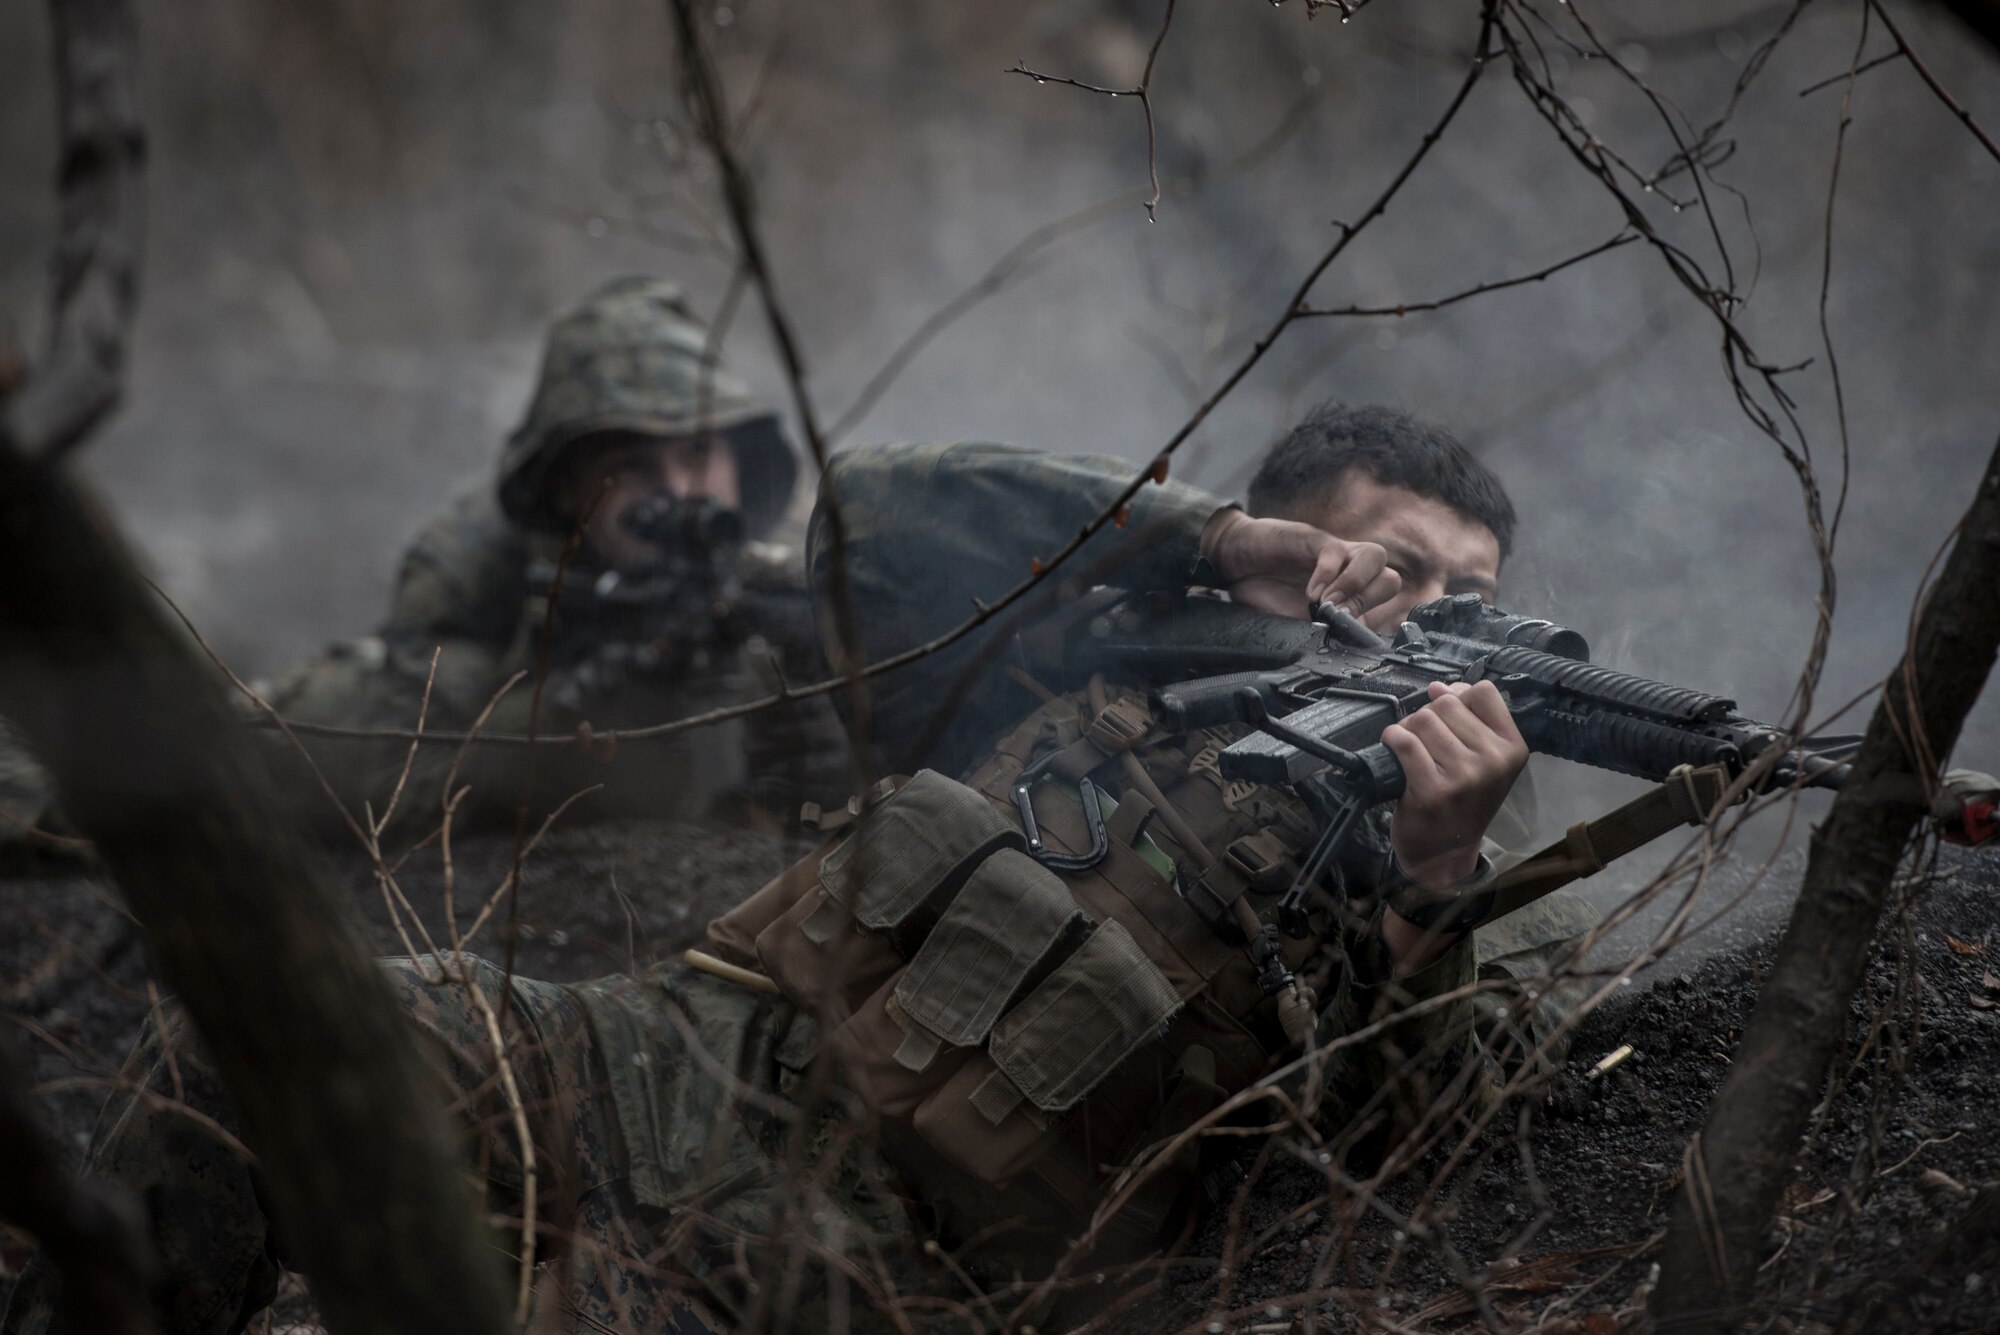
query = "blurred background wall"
xmin=3 ymin=0 xmax=1995 ymax=934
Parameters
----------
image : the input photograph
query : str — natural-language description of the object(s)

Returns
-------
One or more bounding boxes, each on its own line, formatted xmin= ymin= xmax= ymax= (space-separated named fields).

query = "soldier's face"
xmin=1292 ymin=470 xmax=1501 ymax=631
xmin=563 ymin=432 xmax=742 ymax=567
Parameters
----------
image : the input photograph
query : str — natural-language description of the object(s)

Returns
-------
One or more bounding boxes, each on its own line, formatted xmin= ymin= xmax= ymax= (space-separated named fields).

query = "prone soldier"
xmin=4 ymin=417 xmax=1595 ymax=1334
xmin=266 ymin=275 xmax=849 ymax=827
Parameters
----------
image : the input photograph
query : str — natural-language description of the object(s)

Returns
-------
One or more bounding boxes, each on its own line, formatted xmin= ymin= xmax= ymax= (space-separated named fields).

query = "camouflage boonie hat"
xmin=498 ymin=276 xmax=799 ymax=537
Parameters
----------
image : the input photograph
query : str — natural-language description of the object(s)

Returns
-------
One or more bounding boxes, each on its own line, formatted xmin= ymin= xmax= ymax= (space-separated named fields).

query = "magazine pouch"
xmin=827 ymin=848 xmax=1089 ymax=1117
xmin=912 ymin=918 xmax=1182 ymax=1184
xmin=751 ymin=769 xmax=1024 ymax=1022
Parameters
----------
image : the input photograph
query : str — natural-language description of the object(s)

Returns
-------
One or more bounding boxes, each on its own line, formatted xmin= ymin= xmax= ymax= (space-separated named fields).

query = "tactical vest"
xmin=704 ymin=679 xmax=1364 ymax=1244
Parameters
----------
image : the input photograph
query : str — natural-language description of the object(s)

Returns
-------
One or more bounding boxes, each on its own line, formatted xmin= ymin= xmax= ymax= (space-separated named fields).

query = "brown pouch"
xmin=756 ymin=886 xmax=904 ymax=1023
xmin=913 ymin=918 xmax=1182 ymax=1185
xmin=891 ymin=848 xmax=1089 ymax=1072
xmin=704 ymin=835 xmax=842 ymax=967
xmin=755 ymin=769 xmax=1024 ymax=1022
xmin=825 ymin=980 xmax=971 ymax=1119
xmin=814 ymin=770 xmax=1022 ymax=932
xmin=827 ymin=848 xmax=1089 ymax=1119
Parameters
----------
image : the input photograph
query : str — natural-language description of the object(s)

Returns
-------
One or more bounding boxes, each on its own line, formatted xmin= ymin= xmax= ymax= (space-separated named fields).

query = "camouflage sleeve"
xmin=805 ymin=442 xmax=1229 ymax=775
xmin=252 ymin=492 xmax=536 ymax=829
xmin=364 ymin=488 xmax=541 ymax=731
xmin=381 ymin=489 xmax=529 ymax=657
xmin=809 ymin=442 xmax=1227 ymax=658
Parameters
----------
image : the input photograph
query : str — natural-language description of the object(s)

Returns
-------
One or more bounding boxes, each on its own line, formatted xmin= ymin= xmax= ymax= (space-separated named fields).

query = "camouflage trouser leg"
xmin=1472 ymin=885 xmax=1603 ymax=1076
xmin=1 ymin=955 xmax=713 ymax=1335
xmin=378 ymin=955 xmax=712 ymax=1335
xmin=1313 ymin=887 xmax=1605 ymax=1145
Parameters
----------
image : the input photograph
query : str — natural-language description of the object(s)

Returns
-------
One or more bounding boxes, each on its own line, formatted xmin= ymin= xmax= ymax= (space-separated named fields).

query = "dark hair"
xmin=1246 ymin=402 xmax=1517 ymax=559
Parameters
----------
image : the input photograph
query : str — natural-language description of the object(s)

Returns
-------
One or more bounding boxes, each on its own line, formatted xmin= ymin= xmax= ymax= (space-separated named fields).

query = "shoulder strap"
xmin=1472 ymin=762 xmax=1731 ymax=928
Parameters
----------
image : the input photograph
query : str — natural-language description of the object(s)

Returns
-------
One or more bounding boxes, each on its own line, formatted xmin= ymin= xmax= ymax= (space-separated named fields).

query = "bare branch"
xmin=1868 ymin=0 xmax=2000 ymax=164
xmin=1009 ymin=0 xmax=1178 ymax=218
xmin=664 ymin=0 xmax=875 ymax=768
xmin=1296 ymin=230 xmax=1636 ymax=318
xmin=1797 ymin=49 xmax=1905 ymax=97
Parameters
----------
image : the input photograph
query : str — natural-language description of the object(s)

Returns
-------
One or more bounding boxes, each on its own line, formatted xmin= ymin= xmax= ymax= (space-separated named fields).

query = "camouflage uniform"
xmin=5 ymin=445 xmax=1598 ymax=1335
xmin=266 ymin=277 xmax=848 ymax=828
xmin=804 ymin=439 xmax=1596 ymax=1061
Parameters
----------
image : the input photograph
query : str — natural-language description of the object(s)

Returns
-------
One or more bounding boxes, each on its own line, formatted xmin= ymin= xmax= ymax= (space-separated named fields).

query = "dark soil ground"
xmin=3 ymin=818 xmax=1997 ymax=1332
xmin=1151 ymin=842 xmax=2000 ymax=1334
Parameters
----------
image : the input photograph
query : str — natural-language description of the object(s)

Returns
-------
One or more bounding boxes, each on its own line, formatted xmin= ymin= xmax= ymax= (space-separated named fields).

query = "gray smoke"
xmin=3 ymin=0 xmax=1994 ymax=960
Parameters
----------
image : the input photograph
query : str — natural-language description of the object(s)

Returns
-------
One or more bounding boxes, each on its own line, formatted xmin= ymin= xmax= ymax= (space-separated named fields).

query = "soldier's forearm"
xmin=808 ymin=441 xmax=1229 ymax=660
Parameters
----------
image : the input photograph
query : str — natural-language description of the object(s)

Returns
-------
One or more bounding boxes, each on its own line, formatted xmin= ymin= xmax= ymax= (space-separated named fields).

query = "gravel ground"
xmin=3 ymin=821 xmax=1996 ymax=1331
xmin=1140 ymin=842 xmax=2000 ymax=1334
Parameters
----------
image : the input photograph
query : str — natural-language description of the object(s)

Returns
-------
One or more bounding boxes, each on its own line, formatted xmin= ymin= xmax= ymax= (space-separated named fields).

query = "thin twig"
xmin=1866 ymin=0 xmax=2000 ymax=164
xmin=1296 ymin=231 xmax=1635 ymax=318
xmin=371 ymin=646 xmax=440 ymax=838
xmin=1817 ymin=3 xmax=1872 ymax=551
xmin=457 ymin=783 xmax=604 ymax=949
xmin=1008 ymin=0 xmax=1178 ymax=218
xmin=144 ymin=980 xmax=183 ymax=1104
xmin=1798 ymin=49 xmax=1904 ymax=97
xmin=433 ymin=685 xmax=543 ymax=1322
xmin=664 ymin=0 xmax=875 ymax=774
xmin=466 ymin=964 xmax=538 ymax=1321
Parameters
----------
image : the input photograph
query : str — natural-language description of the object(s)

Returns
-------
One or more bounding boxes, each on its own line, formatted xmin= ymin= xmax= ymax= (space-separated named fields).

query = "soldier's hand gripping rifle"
xmin=1027 ymin=590 xmax=1872 ymax=938
xmin=525 ymin=495 xmax=750 ymax=711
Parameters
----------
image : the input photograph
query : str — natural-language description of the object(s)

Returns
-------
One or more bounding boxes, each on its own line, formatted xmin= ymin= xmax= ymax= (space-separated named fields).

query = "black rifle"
xmin=1019 ymin=589 xmax=1858 ymax=935
xmin=525 ymin=496 xmax=753 ymax=708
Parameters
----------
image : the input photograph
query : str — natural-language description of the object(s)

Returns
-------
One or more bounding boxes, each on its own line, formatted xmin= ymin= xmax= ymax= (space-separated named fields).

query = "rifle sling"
xmin=1470 ymin=763 xmax=1732 ymax=930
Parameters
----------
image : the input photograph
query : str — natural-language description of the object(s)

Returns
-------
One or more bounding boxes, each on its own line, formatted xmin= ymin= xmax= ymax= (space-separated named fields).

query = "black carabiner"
xmin=1011 ymin=751 xmax=1110 ymax=872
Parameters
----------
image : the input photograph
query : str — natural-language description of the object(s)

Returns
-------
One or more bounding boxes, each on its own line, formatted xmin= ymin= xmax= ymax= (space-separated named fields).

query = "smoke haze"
xmin=4 ymin=0 xmax=1995 ymax=951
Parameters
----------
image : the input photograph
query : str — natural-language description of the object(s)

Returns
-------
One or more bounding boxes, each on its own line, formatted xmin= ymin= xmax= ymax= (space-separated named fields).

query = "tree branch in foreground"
xmin=1653 ymin=432 xmax=2000 ymax=1332
xmin=1009 ymin=0 xmax=1177 ymax=218
xmin=0 ymin=2 xmax=512 ymax=1332
xmin=664 ymin=0 xmax=877 ymax=767
xmin=0 ymin=358 xmax=517 ymax=1335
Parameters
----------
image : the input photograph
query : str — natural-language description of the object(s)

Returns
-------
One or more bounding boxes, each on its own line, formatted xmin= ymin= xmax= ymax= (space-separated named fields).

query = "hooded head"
xmin=497 ymin=276 xmax=799 ymax=539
